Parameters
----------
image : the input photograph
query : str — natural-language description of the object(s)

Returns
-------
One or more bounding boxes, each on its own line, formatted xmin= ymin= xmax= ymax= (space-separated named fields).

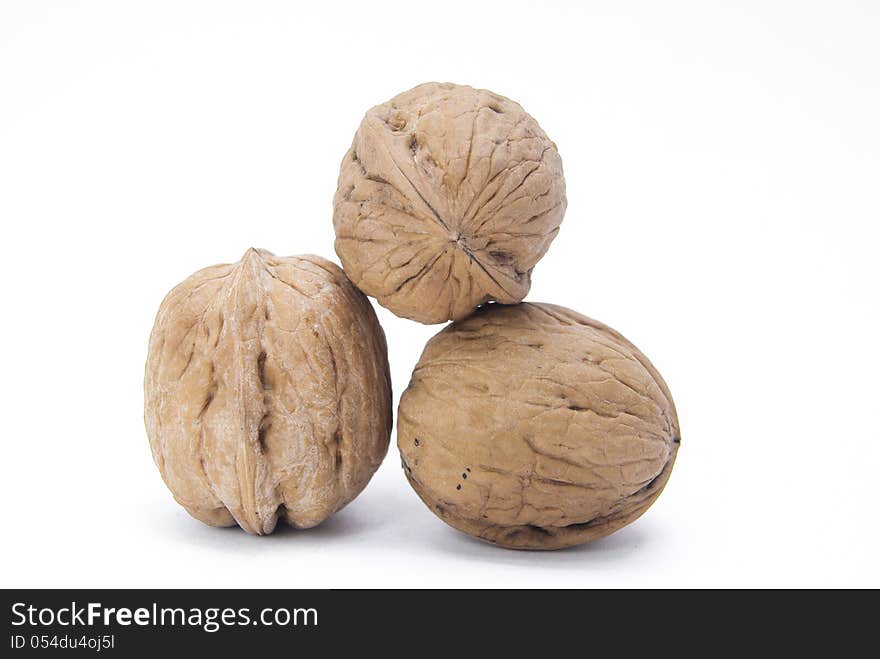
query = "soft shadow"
xmin=268 ymin=508 xmax=372 ymax=540
xmin=429 ymin=520 xmax=654 ymax=567
xmin=163 ymin=503 xmax=373 ymax=551
xmin=160 ymin=472 xmax=416 ymax=549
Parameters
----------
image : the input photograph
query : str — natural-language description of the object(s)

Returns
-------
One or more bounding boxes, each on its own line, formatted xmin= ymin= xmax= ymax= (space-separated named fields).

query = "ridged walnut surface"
xmin=398 ymin=303 xmax=679 ymax=550
xmin=334 ymin=82 xmax=566 ymax=324
xmin=144 ymin=249 xmax=392 ymax=535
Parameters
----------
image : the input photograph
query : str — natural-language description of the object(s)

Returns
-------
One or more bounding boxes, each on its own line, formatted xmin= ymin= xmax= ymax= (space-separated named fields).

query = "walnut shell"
xmin=144 ymin=249 xmax=392 ymax=535
xmin=397 ymin=303 xmax=679 ymax=550
xmin=333 ymin=82 xmax=566 ymax=324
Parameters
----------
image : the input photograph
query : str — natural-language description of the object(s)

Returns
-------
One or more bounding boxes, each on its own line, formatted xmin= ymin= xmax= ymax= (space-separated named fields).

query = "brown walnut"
xmin=333 ymin=82 xmax=566 ymax=324
xmin=397 ymin=303 xmax=679 ymax=550
xmin=144 ymin=249 xmax=392 ymax=535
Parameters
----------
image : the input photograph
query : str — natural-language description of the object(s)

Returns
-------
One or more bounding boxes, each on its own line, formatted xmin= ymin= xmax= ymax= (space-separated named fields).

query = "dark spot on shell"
xmin=257 ymin=351 xmax=269 ymax=390
xmin=199 ymin=390 xmax=214 ymax=418
xmin=365 ymin=173 xmax=391 ymax=185
xmin=489 ymin=250 xmax=514 ymax=266
xmin=257 ymin=422 xmax=270 ymax=451
xmin=563 ymin=517 xmax=600 ymax=530
xmin=643 ymin=473 xmax=662 ymax=491
xmin=414 ymin=437 xmax=420 ymax=446
xmin=526 ymin=524 xmax=551 ymax=536
xmin=334 ymin=442 xmax=342 ymax=470
xmin=456 ymin=484 xmax=461 ymax=490
xmin=462 ymin=472 xmax=467 ymax=479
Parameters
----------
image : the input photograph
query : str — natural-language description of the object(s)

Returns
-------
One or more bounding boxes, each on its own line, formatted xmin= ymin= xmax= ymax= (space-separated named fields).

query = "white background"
xmin=1 ymin=1 xmax=877 ymax=588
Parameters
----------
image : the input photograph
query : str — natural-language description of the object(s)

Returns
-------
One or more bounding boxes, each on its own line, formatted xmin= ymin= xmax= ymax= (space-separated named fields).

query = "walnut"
xmin=144 ymin=249 xmax=392 ymax=535
xmin=397 ymin=303 xmax=679 ymax=550
xmin=333 ymin=82 xmax=566 ymax=324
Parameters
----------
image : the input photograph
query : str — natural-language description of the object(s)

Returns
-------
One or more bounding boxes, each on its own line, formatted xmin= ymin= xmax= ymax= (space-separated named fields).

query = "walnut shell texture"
xmin=144 ymin=249 xmax=392 ymax=535
xmin=334 ymin=82 xmax=566 ymax=324
xmin=397 ymin=303 xmax=679 ymax=550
